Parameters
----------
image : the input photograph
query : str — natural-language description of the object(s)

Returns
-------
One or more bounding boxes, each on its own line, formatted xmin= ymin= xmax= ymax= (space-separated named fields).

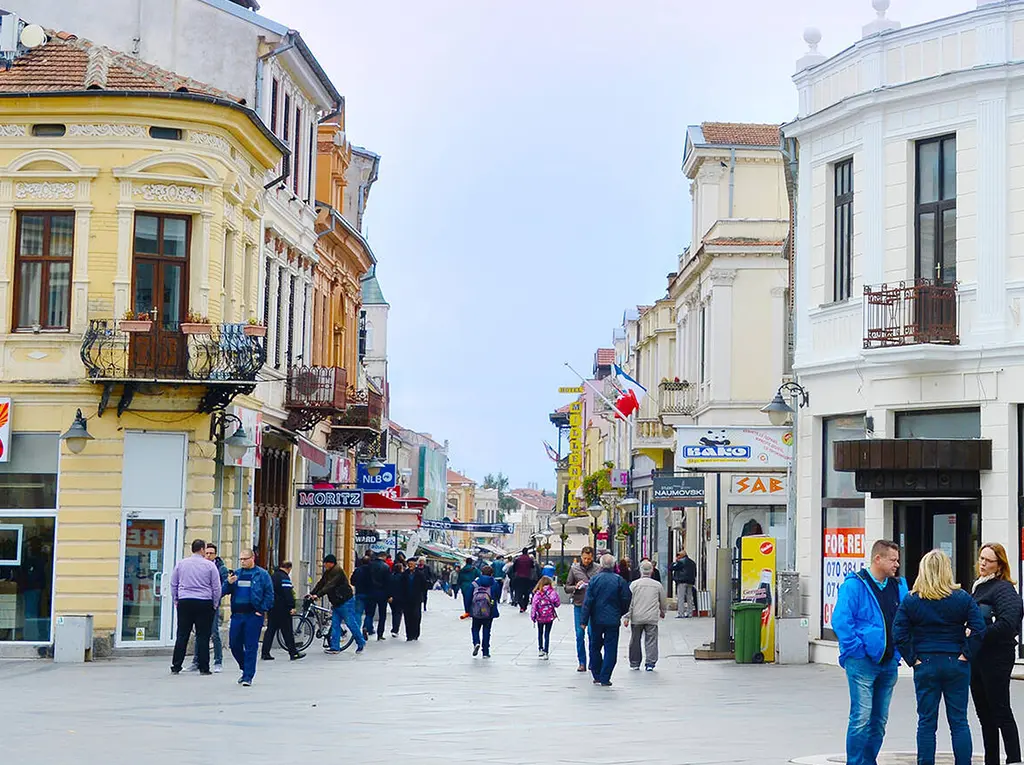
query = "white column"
xmin=980 ymin=403 xmax=1015 ymax=562
xmin=709 ymin=269 xmax=735 ymax=402
xmin=794 ymin=144 xmax=814 ymax=363
xmin=861 ymin=116 xmax=885 ymax=287
xmin=0 ymin=207 xmax=12 ymax=334
xmin=196 ymin=211 xmax=214 ymax=317
xmin=72 ymin=205 xmax=92 ymax=333
xmin=975 ymin=87 xmax=1008 ymax=339
xmin=114 ymin=192 xmax=133 ymax=319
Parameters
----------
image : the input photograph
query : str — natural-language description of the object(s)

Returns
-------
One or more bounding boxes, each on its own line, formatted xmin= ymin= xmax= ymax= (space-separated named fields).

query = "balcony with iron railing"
xmin=80 ymin=318 xmax=267 ymax=415
xmin=283 ymin=365 xmax=347 ymax=432
xmin=329 ymin=387 xmax=385 ymax=450
xmin=658 ymin=380 xmax=697 ymax=423
xmin=863 ymin=280 xmax=959 ymax=349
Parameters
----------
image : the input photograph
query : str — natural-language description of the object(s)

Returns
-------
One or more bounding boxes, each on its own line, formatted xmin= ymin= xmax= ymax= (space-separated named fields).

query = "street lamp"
xmin=587 ymin=503 xmax=603 ymax=550
xmin=209 ymin=411 xmax=255 ymax=462
xmin=617 ymin=496 xmax=640 ymax=561
xmin=555 ymin=512 xmax=570 ymax=577
xmin=761 ymin=380 xmax=809 ymax=571
xmin=59 ymin=409 xmax=94 ymax=454
xmin=366 ymin=456 xmax=385 ymax=477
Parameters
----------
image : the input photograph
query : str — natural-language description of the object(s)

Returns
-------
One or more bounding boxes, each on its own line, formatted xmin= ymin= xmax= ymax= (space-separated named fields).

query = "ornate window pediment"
xmin=0 ymin=149 xmax=98 ymax=205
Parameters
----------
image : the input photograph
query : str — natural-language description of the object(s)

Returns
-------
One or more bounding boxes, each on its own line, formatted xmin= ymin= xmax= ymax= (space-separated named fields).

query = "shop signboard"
xmin=822 ymin=527 xmax=865 ymax=631
xmin=420 ymin=519 xmax=512 ymax=534
xmin=330 ymin=455 xmax=352 ymax=484
xmin=652 ymin=475 xmax=704 ymax=506
xmin=731 ymin=475 xmax=787 ymax=496
xmin=0 ymin=398 xmax=10 ymax=462
xmin=676 ymin=427 xmax=793 ymax=470
xmin=567 ymin=400 xmax=584 ymax=505
xmin=739 ymin=535 xmax=777 ymax=662
xmin=355 ymin=529 xmax=379 ymax=545
xmin=610 ymin=469 xmax=629 ymax=489
xmin=295 ymin=488 xmax=363 ymax=509
xmin=357 ymin=463 xmax=397 ymax=490
xmin=227 ymin=406 xmax=262 ymax=469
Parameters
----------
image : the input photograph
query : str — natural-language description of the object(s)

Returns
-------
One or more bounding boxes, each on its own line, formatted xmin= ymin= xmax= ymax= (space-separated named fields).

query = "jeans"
xmin=537 ymin=621 xmax=553 ymax=652
xmin=228 ymin=611 xmax=263 ymax=682
xmin=589 ymin=623 xmax=620 ymax=684
xmin=629 ymin=623 xmax=658 ymax=668
xmin=915 ymin=653 xmax=973 ymax=765
xmin=390 ymin=600 xmax=404 ymax=635
xmin=844 ymin=656 xmax=899 ymax=765
xmin=472 ymin=617 xmax=492 ymax=655
xmin=573 ymin=605 xmax=589 ymax=666
xmin=972 ymin=644 xmax=1022 ymax=765
xmin=332 ymin=600 xmax=366 ymax=651
xmin=355 ymin=594 xmax=370 ymax=632
xmin=462 ymin=586 xmax=473 ymax=615
xmin=676 ymin=583 xmax=695 ymax=616
xmin=172 ymin=598 xmax=214 ymax=673
xmin=366 ymin=593 xmax=388 ymax=638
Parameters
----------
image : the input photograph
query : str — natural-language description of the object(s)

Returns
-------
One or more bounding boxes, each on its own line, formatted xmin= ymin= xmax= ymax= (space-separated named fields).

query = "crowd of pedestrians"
xmin=833 ymin=539 xmax=1023 ymax=765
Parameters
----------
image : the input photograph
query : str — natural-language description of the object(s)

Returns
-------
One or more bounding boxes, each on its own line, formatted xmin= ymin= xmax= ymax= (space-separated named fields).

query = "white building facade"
xmin=785 ymin=0 xmax=1024 ymax=663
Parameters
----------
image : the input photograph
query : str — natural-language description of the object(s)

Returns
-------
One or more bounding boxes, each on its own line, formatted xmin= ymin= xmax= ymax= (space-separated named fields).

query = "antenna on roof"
xmin=0 ymin=15 xmax=46 ymax=70
xmin=20 ymin=24 xmax=45 ymax=49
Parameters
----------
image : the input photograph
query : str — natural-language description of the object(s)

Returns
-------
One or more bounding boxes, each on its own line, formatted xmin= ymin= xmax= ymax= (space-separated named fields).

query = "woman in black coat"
xmin=972 ymin=542 xmax=1024 ymax=765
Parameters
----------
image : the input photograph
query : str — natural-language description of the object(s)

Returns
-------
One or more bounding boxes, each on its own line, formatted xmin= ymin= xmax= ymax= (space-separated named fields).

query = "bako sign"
xmin=676 ymin=427 xmax=793 ymax=470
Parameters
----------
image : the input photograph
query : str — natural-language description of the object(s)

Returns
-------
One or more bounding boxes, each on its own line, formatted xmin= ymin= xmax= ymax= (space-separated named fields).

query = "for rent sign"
xmin=822 ymin=527 xmax=866 ymax=631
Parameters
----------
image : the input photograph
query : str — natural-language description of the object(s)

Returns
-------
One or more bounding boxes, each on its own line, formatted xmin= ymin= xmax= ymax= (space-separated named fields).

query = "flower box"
xmin=243 ymin=325 xmax=267 ymax=337
xmin=180 ymin=323 xmax=213 ymax=335
xmin=120 ymin=320 xmax=153 ymax=333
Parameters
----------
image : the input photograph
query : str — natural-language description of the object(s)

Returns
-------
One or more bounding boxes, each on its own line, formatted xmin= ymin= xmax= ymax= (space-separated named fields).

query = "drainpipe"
xmin=728 ymin=148 xmax=736 ymax=217
xmin=315 ymin=207 xmax=336 ymax=240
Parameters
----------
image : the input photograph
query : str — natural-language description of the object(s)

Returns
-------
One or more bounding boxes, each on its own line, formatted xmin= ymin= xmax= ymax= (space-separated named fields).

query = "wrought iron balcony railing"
xmin=863 ymin=280 xmax=959 ymax=349
xmin=284 ymin=366 xmax=347 ymax=431
xmin=659 ymin=380 xmax=696 ymax=417
xmin=81 ymin=319 xmax=266 ymax=383
xmin=333 ymin=388 xmax=384 ymax=430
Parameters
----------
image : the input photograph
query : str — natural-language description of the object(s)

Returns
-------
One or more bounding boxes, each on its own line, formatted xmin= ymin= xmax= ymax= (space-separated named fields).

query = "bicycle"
xmin=281 ymin=597 xmax=355 ymax=652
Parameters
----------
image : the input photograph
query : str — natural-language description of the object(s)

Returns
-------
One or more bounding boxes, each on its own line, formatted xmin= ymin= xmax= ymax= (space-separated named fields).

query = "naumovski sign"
xmin=676 ymin=427 xmax=793 ymax=470
xmin=652 ymin=475 xmax=705 ymax=506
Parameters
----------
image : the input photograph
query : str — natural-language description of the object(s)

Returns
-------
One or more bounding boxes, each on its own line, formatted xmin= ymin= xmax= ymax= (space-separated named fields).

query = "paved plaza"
xmin=2 ymin=592 xmax=1021 ymax=764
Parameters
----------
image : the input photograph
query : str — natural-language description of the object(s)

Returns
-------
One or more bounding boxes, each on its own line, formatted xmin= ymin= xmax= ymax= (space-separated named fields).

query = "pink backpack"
xmin=531 ymin=587 xmax=560 ymax=623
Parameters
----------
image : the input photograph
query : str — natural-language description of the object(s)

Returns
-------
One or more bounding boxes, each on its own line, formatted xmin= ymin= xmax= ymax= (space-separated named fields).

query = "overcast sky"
xmin=258 ymin=0 xmax=972 ymax=490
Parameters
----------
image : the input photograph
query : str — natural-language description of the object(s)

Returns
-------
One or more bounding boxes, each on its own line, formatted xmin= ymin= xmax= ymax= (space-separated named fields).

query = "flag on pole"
xmin=543 ymin=441 xmax=560 ymax=462
xmin=613 ymin=364 xmax=647 ymax=418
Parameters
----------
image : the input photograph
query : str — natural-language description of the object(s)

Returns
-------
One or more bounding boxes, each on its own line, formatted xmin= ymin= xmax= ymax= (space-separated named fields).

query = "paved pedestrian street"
xmin=1 ymin=592 xmax=1020 ymax=764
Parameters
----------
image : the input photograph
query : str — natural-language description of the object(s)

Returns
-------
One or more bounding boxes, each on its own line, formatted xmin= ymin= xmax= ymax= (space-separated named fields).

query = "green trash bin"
xmin=732 ymin=601 xmax=766 ymax=664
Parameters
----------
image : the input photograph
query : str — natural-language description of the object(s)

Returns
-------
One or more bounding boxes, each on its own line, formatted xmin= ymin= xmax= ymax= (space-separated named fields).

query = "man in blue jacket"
xmin=582 ymin=553 xmax=632 ymax=686
xmin=831 ymin=539 xmax=907 ymax=765
xmin=224 ymin=548 xmax=274 ymax=687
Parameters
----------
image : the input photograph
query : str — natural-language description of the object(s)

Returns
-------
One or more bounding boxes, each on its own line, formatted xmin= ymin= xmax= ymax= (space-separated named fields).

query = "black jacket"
xmin=311 ymin=566 xmax=353 ymax=608
xmin=367 ymin=559 xmax=391 ymax=593
xmin=406 ymin=567 xmax=429 ymax=600
xmin=387 ymin=569 xmax=407 ymax=603
xmin=351 ymin=563 xmax=371 ymax=595
xmin=271 ymin=568 xmax=296 ymax=613
xmin=973 ymin=578 xmax=1023 ymax=651
xmin=672 ymin=557 xmax=697 ymax=585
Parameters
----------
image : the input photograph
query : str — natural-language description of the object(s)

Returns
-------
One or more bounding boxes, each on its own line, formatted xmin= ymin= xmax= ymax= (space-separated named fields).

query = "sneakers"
xmin=541 ymin=652 xmax=549 ymax=661
xmin=355 ymin=646 xmax=364 ymax=654
xmin=237 ymin=675 xmax=245 ymax=684
xmin=261 ymin=654 xmax=274 ymax=661
xmin=482 ymin=653 xmax=490 ymax=659
xmin=473 ymin=644 xmax=480 ymax=656
xmin=290 ymin=652 xmax=305 ymax=661
xmin=459 ymin=613 xmax=471 ymax=620
xmin=185 ymin=664 xmax=199 ymax=673
xmin=538 ymin=649 xmax=546 ymax=658
xmin=377 ymin=635 xmax=386 ymax=641
xmin=241 ymin=680 xmax=252 ymax=687
xmin=630 ymin=665 xmax=641 ymax=671
xmin=645 ymin=665 xmax=655 ymax=672
xmin=577 ymin=665 xmax=588 ymax=672
xmin=390 ymin=632 xmax=399 ymax=638
xmin=324 ymin=649 xmax=341 ymax=655
xmin=212 ymin=663 xmax=222 ymax=674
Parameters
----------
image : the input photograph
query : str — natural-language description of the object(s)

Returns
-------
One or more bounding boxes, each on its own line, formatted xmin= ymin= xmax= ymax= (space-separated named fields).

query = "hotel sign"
xmin=567 ymin=400 xmax=583 ymax=506
xmin=559 ymin=386 xmax=584 ymax=394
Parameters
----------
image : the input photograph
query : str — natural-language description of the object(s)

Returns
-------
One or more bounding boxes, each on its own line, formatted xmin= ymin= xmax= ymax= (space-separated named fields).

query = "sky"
xmin=259 ymin=0 xmax=973 ymax=491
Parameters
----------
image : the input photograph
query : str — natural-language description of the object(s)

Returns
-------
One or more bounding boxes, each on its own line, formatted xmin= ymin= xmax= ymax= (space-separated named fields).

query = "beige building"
xmin=660 ymin=122 xmax=792 ymax=605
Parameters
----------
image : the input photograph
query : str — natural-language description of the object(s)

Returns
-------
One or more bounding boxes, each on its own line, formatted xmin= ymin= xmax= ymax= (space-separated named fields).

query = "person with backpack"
xmin=530 ymin=575 xmax=561 ymax=659
xmin=470 ymin=564 xmax=502 ymax=658
xmin=457 ymin=557 xmax=482 ymax=619
xmin=671 ymin=550 xmax=697 ymax=618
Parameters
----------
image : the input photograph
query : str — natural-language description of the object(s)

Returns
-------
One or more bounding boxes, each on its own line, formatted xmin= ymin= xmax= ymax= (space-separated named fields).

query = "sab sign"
xmin=731 ymin=475 xmax=787 ymax=496
xmin=357 ymin=462 xmax=397 ymax=490
xmin=677 ymin=427 xmax=793 ymax=470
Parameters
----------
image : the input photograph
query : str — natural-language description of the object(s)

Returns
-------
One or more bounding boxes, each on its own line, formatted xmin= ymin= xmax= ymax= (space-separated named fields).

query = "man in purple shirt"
xmin=170 ymin=538 xmax=221 ymax=675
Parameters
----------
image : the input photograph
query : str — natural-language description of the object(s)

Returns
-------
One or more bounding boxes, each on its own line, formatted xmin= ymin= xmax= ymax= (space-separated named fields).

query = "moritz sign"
xmin=295 ymin=488 xmax=363 ymax=508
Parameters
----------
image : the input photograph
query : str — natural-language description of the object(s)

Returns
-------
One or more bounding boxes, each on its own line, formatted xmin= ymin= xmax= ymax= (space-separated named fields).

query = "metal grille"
xmin=863 ymin=280 xmax=959 ymax=348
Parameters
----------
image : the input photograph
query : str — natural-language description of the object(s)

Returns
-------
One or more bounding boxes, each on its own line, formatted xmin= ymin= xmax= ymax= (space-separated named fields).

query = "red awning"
xmin=297 ymin=436 xmax=328 ymax=467
xmin=363 ymin=493 xmax=430 ymax=510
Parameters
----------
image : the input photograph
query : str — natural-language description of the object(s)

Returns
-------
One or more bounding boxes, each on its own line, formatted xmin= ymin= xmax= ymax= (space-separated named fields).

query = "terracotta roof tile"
xmin=509 ymin=489 xmax=556 ymax=512
xmin=0 ymin=31 xmax=240 ymax=100
xmin=595 ymin=348 xmax=615 ymax=366
xmin=447 ymin=469 xmax=474 ymax=485
xmin=700 ymin=122 xmax=781 ymax=148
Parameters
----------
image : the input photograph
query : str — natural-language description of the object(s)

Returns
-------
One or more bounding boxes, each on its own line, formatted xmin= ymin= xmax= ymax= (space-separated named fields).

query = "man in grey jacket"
xmin=565 ymin=546 xmax=601 ymax=673
xmin=625 ymin=560 xmax=667 ymax=671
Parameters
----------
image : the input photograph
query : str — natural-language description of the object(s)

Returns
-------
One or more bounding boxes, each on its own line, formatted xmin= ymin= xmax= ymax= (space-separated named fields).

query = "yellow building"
xmin=0 ymin=31 xmax=284 ymax=654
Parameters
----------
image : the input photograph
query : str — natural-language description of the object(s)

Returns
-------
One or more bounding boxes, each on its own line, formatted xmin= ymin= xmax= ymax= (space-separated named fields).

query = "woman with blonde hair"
xmin=972 ymin=542 xmax=1024 ymax=765
xmin=893 ymin=549 xmax=987 ymax=765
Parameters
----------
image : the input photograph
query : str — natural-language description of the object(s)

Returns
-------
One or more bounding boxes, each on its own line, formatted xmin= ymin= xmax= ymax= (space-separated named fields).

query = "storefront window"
xmin=821 ymin=417 xmax=866 ymax=640
xmin=895 ymin=408 xmax=980 ymax=439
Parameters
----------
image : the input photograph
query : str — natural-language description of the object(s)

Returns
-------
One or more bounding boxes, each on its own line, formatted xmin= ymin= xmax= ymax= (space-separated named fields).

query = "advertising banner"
xmin=355 ymin=529 xmax=379 ymax=545
xmin=739 ymin=535 xmax=777 ymax=662
xmin=0 ymin=398 xmax=10 ymax=463
xmin=676 ymin=427 xmax=793 ymax=470
xmin=652 ymin=475 xmax=705 ymax=506
xmin=420 ymin=519 xmax=513 ymax=534
xmin=822 ymin=527 xmax=866 ymax=631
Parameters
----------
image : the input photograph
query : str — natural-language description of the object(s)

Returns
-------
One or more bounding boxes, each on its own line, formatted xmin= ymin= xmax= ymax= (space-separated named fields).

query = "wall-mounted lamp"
xmin=365 ymin=456 xmax=385 ymax=477
xmin=60 ymin=408 xmax=94 ymax=454
xmin=210 ymin=411 xmax=255 ymax=462
xmin=760 ymin=381 xmax=810 ymax=427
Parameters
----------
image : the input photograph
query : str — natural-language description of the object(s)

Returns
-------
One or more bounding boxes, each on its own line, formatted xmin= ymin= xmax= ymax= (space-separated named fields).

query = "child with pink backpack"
xmin=530 ymin=575 xmax=561 ymax=660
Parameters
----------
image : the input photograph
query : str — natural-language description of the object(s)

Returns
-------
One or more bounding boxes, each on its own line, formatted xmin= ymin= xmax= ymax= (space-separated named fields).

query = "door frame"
xmin=115 ymin=509 xmax=184 ymax=648
xmin=893 ymin=499 xmax=980 ymax=590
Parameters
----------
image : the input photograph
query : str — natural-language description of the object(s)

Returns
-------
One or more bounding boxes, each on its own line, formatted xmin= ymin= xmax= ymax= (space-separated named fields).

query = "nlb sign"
xmin=357 ymin=463 xmax=397 ymax=490
xmin=677 ymin=427 xmax=793 ymax=470
xmin=295 ymin=488 xmax=363 ymax=509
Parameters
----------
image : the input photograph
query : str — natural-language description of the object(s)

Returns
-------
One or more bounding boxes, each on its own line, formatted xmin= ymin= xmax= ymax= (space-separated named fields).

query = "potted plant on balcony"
xmin=180 ymin=311 xmax=213 ymax=335
xmin=119 ymin=309 xmax=153 ymax=333
xmin=243 ymin=315 xmax=267 ymax=337
xmin=618 ymin=521 xmax=636 ymax=538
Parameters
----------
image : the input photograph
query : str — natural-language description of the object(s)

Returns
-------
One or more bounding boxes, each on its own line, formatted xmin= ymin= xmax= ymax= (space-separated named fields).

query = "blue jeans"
xmin=573 ymin=605 xmax=588 ymax=666
xmin=914 ymin=654 xmax=972 ymax=765
xmin=845 ymin=657 xmax=899 ymax=765
xmin=355 ymin=594 xmax=371 ymax=633
xmin=228 ymin=612 xmax=263 ymax=683
xmin=589 ymin=623 xmax=620 ymax=684
xmin=331 ymin=600 xmax=366 ymax=651
xmin=472 ymin=617 xmax=492 ymax=655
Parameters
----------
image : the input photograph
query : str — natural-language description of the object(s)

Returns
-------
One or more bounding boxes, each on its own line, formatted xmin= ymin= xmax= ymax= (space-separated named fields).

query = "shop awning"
xmin=363 ymin=492 xmax=430 ymax=510
xmin=356 ymin=508 xmax=421 ymax=532
xmin=476 ymin=543 xmax=510 ymax=557
xmin=418 ymin=542 xmax=464 ymax=564
xmin=296 ymin=435 xmax=328 ymax=467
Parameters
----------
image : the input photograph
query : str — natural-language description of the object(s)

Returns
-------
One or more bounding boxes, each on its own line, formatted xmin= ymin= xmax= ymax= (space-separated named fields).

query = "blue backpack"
xmin=471 ymin=582 xmax=494 ymax=619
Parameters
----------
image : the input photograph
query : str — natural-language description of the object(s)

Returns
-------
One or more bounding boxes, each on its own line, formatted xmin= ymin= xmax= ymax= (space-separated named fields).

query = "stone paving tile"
xmin=1 ymin=592 xmax=1021 ymax=764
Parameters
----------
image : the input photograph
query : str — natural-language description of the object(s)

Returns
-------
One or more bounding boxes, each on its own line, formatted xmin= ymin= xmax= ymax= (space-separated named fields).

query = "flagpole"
xmin=563 ymin=362 xmax=627 ymax=422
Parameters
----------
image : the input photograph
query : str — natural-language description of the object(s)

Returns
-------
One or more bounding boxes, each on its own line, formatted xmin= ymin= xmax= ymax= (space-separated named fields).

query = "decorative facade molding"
xmin=14 ymin=181 xmax=76 ymax=200
xmin=708 ymin=269 xmax=738 ymax=286
xmin=134 ymin=183 xmax=202 ymax=204
xmin=68 ymin=124 xmax=147 ymax=138
xmin=188 ymin=131 xmax=232 ymax=155
xmin=0 ymin=125 xmax=26 ymax=137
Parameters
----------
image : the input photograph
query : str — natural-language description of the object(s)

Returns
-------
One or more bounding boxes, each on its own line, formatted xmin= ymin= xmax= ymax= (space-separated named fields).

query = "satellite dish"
xmin=19 ymin=24 xmax=46 ymax=49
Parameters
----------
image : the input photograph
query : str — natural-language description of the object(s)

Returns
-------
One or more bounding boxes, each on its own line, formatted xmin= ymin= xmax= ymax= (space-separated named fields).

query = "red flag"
xmin=614 ymin=389 xmax=639 ymax=418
